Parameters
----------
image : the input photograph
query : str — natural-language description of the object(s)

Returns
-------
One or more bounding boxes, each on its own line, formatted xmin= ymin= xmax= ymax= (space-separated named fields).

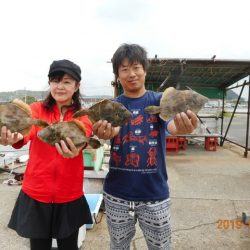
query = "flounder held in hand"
xmin=0 ymin=99 xmax=48 ymax=136
xmin=144 ymin=87 xmax=208 ymax=120
xmin=38 ymin=120 xmax=101 ymax=149
xmin=73 ymin=99 xmax=132 ymax=127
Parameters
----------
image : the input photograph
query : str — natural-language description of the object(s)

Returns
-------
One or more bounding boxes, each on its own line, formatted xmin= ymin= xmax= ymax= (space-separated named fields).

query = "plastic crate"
xmin=83 ymin=146 xmax=104 ymax=171
xmin=178 ymin=137 xmax=187 ymax=150
xmin=166 ymin=136 xmax=179 ymax=152
xmin=205 ymin=137 xmax=218 ymax=151
xmin=85 ymin=194 xmax=103 ymax=229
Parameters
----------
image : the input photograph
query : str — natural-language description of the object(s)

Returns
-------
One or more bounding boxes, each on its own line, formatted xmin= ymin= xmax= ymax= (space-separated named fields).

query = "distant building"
xmin=0 ymin=90 xmax=113 ymax=104
xmin=205 ymin=99 xmax=222 ymax=108
xmin=81 ymin=95 xmax=113 ymax=107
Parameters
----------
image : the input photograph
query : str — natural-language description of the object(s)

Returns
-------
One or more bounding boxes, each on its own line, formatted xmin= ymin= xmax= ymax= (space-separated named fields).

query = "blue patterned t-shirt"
xmin=103 ymin=91 xmax=170 ymax=201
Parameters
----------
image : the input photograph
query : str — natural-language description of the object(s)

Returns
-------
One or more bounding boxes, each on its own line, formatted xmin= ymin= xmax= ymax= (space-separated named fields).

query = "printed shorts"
xmin=103 ymin=192 xmax=171 ymax=250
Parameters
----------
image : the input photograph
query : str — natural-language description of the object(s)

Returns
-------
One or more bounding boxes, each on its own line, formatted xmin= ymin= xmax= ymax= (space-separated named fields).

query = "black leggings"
xmin=30 ymin=229 xmax=79 ymax=250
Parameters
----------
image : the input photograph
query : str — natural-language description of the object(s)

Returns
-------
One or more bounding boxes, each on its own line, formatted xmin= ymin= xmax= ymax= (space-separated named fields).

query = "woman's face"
xmin=49 ymin=74 xmax=79 ymax=106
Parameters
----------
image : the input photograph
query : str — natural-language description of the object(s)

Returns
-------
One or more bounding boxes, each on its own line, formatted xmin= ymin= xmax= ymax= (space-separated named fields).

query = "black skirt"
xmin=8 ymin=190 xmax=93 ymax=239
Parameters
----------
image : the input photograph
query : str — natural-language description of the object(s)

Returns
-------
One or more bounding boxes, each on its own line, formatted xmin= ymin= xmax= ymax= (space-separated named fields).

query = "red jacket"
xmin=13 ymin=102 xmax=93 ymax=203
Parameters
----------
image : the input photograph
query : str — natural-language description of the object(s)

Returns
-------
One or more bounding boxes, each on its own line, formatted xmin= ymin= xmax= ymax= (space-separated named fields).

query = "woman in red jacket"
xmin=0 ymin=59 xmax=93 ymax=250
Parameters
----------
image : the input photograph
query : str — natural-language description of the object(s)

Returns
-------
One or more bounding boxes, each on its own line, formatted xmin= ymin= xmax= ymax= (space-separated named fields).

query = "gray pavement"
xmin=1 ymin=142 xmax=250 ymax=249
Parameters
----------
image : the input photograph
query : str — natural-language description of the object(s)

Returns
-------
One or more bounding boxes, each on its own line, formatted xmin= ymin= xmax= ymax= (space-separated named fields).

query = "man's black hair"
xmin=111 ymin=44 xmax=149 ymax=77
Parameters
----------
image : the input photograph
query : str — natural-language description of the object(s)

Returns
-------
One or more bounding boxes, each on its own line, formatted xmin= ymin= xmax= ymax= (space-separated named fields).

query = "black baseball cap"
xmin=48 ymin=59 xmax=81 ymax=81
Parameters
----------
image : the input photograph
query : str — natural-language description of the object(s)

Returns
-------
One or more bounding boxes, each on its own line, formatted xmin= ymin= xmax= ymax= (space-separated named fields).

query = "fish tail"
xmin=73 ymin=110 xmax=88 ymax=118
xmin=32 ymin=119 xmax=49 ymax=128
xmin=88 ymin=137 xmax=101 ymax=149
xmin=144 ymin=106 xmax=161 ymax=114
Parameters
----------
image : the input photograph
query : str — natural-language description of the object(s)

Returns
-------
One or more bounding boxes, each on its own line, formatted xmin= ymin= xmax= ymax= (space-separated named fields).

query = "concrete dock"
xmin=1 ymin=142 xmax=250 ymax=249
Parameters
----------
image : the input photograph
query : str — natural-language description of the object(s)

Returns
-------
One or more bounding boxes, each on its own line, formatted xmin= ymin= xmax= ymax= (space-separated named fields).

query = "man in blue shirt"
xmin=93 ymin=44 xmax=198 ymax=250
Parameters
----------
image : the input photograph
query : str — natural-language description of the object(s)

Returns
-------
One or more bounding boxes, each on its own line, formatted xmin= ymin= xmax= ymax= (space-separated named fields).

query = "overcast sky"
xmin=1 ymin=0 xmax=250 ymax=97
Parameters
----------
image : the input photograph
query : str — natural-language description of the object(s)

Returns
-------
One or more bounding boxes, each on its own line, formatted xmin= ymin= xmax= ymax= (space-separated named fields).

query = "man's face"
xmin=117 ymin=58 xmax=146 ymax=96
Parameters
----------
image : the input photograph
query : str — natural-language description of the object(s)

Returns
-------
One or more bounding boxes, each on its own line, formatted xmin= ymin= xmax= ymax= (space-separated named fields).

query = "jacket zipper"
xmin=51 ymin=110 xmax=65 ymax=203
xmin=60 ymin=112 xmax=64 ymax=122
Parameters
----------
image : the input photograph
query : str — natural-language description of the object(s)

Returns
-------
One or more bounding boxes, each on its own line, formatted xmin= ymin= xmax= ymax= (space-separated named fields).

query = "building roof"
xmin=145 ymin=57 xmax=250 ymax=98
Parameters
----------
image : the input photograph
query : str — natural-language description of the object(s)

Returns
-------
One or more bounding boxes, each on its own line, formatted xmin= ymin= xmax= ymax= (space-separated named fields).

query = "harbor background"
xmin=0 ymin=105 xmax=249 ymax=249
xmin=1 ymin=142 xmax=250 ymax=249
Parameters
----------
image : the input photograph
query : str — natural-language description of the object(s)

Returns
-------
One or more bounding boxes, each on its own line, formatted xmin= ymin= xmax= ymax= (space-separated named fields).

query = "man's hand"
xmin=168 ymin=110 xmax=198 ymax=135
xmin=55 ymin=137 xmax=82 ymax=158
xmin=93 ymin=120 xmax=120 ymax=140
xmin=0 ymin=126 xmax=24 ymax=146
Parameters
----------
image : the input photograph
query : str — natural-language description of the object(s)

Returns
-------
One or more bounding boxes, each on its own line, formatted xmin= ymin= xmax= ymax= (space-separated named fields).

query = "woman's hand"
xmin=0 ymin=126 xmax=24 ymax=146
xmin=168 ymin=110 xmax=198 ymax=135
xmin=92 ymin=120 xmax=120 ymax=140
xmin=55 ymin=137 xmax=83 ymax=159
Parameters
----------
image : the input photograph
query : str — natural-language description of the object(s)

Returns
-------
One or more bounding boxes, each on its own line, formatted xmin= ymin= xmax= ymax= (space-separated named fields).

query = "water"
xmin=0 ymin=143 xmax=29 ymax=166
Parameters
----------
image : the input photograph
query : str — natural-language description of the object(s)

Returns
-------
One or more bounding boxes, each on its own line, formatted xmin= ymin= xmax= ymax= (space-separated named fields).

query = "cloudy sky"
xmin=1 ymin=0 xmax=250 ymax=96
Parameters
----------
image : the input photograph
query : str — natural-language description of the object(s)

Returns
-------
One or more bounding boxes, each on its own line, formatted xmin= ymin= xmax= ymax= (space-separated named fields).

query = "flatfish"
xmin=73 ymin=99 xmax=132 ymax=127
xmin=38 ymin=120 xmax=101 ymax=149
xmin=0 ymin=99 xmax=48 ymax=136
xmin=144 ymin=87 xmax=208 ymax=120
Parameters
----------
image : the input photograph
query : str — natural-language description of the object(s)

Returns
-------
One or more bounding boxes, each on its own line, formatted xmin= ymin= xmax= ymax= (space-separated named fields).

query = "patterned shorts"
xmin=103 ymin=192 xmax=171 ymax=250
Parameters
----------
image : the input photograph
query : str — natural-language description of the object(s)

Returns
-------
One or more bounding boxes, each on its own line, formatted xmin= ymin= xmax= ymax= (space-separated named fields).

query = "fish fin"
xmin=92 ymin=99 xmax=110 ymax=107
xmin=88 ymin=99 xmax=111 ymax=112
xmin=159 ymin=114 xmax=169 ymax=121
xmin=162 ymin=86 xmax=175 ymax=97
xmin=185 ymin=86 xmax=193 ymax=91
xmin=87 ymin=137 xmax=101 ymax=149
xmin=12 ymin=99 xmax=32 ymax=116
xmin=72 ymin=109 xmax=89 ymax=118
xmin=144 ymin=106 xmax=161 ymax=114
xmin=31 ymin=119 xmax=49 ymax=128
xmin=70 ymin=120 xmax=86 ymax=134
